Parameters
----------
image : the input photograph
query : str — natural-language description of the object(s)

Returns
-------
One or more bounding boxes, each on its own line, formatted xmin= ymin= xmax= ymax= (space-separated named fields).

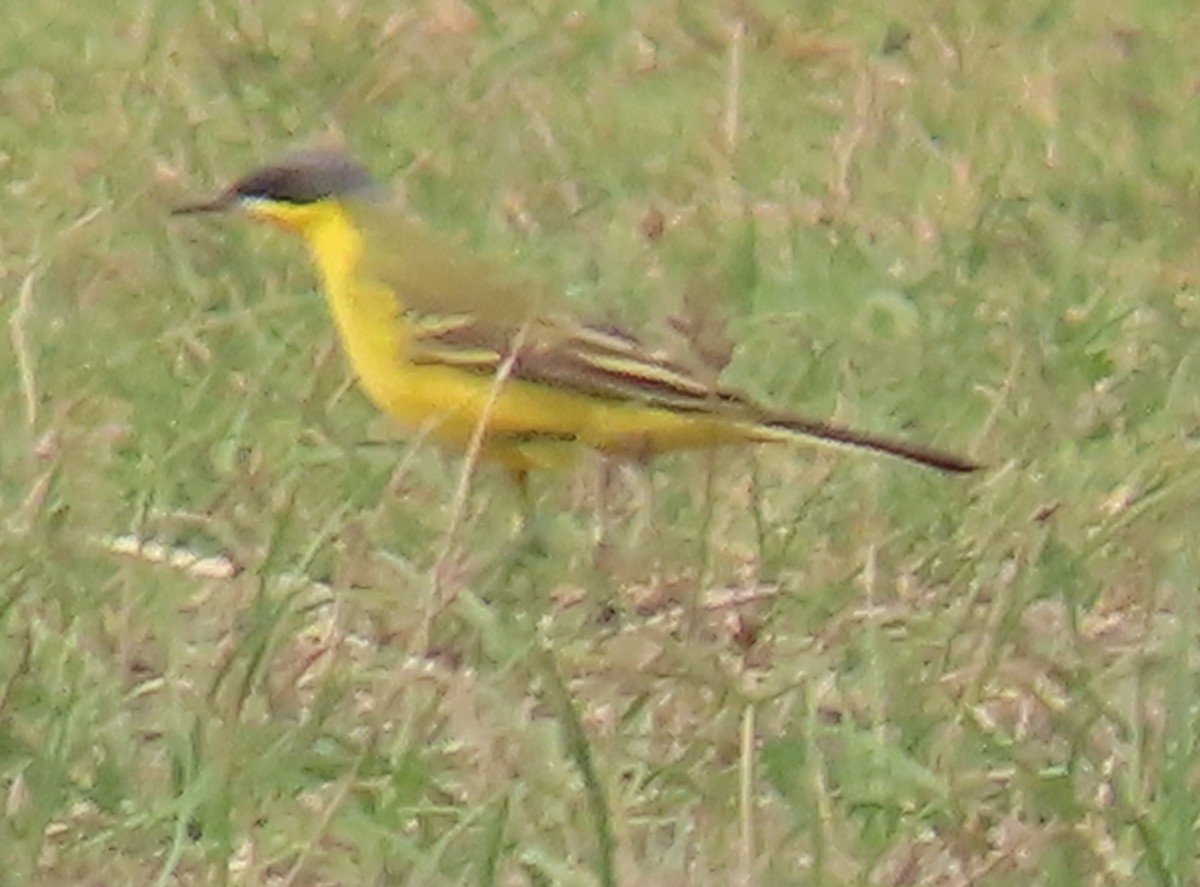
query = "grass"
xmin=3 ymin=0 xmax=1199 ymax=884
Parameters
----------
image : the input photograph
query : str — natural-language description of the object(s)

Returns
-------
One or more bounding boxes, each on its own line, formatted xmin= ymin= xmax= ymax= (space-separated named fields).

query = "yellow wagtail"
xmin=173 ymin=149 xmax=978 ymax=483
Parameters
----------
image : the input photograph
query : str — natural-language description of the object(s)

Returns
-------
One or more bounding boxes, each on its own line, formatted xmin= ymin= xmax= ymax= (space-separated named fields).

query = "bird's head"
xmin=173 ymin=148 xmax=381 ymax=234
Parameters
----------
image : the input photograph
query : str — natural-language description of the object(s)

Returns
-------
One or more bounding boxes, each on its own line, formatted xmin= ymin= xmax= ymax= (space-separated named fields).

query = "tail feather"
xmin=757 ymin=412 xmax=980 ymax=474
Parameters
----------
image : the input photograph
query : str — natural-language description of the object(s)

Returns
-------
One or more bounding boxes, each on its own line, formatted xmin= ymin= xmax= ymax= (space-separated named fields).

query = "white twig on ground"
xmin=10 ymin=268 xmax=41 ymax=428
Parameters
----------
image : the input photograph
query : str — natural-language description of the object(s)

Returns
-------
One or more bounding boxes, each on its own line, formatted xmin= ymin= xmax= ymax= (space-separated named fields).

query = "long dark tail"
xmin=756 ymin=411 xmax=980 ymax=474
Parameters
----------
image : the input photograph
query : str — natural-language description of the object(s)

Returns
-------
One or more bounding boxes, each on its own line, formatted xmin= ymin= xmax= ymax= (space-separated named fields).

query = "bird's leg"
xmin=591 ymin=457 xmax=619 ymax=574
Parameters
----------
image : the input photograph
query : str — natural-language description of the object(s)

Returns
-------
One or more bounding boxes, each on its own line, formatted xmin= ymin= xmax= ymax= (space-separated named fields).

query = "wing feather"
xmin=407 ymin=311 xmax=752 ymax=416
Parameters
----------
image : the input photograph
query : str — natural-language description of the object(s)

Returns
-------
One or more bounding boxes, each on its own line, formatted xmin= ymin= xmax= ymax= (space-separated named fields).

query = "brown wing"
xmin=406 ymin=312 xmax=754 ymax=416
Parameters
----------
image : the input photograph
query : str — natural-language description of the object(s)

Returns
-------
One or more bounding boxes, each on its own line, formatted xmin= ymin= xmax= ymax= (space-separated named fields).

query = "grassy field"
xmin=3 ymin=0 xmax=1199 ymax=884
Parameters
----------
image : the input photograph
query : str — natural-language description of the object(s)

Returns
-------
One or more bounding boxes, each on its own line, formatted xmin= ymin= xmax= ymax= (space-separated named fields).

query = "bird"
xmin=172 ymin=147 xmax=978 ymax=486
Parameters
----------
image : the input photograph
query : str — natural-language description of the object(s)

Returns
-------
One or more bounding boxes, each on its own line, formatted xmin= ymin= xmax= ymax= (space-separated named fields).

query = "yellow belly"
xmin=359 ymin=355 xmax=744 ymax=473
